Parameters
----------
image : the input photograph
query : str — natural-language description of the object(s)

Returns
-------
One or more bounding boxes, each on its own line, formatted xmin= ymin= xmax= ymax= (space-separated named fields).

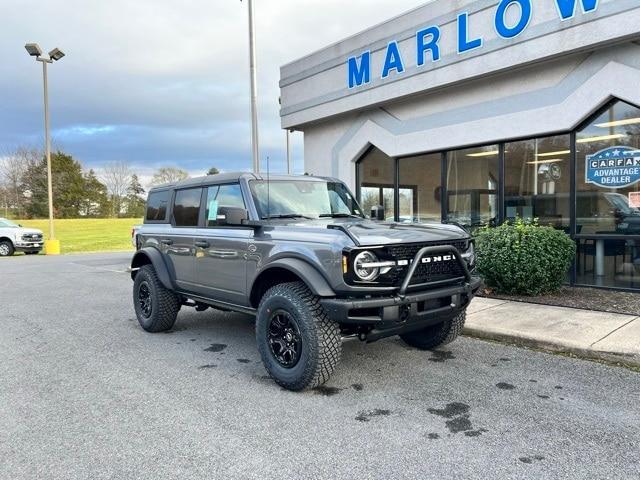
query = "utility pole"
xmin=247 ymin=0 xmax=260 ymax=173
xmin=25 ymin=43 xmax=65 ymax=255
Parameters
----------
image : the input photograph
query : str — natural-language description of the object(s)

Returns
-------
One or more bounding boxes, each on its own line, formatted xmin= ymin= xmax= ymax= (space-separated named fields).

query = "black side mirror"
xmin=370 ymin=205 xmax=385 ymax=221
xmin=216 ymin=206 xmax=249 ymax=226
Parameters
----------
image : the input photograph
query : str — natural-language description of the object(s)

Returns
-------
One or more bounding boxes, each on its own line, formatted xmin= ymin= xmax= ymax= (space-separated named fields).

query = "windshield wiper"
xmin=318 ymin=213 xmax=362 ymax=218
xmin=261 ymin=214 xmax=314 ymax=220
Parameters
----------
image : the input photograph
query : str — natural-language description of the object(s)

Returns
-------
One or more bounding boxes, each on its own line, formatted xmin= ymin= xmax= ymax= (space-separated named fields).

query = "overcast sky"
xmin=0 ymin=0 xmax=424 ymax=182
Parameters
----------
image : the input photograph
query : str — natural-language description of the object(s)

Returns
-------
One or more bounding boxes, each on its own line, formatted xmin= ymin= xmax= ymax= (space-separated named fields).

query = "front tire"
xmin=400 ymin=311 xmax=466 ymax=350
xmin=133 ymin=264 xmax=181 ymax=332
xmin=256 ymin=282 xmax=341 ymax=391
xmin=0 ymin=240 xmax=15 ymax=257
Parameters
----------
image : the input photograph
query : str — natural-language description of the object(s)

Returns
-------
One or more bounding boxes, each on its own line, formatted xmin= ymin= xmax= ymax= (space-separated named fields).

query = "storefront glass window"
xmin=446 ymin=145 xmax=499 ymax=228
xmin=357 ymin=147 xmax=395 ymax=220
xmin=576 ymin=100 xmax=640 ymax=236
xmin=504 ymin=134 xmax=570 ymax=230
xmin=576 ymin=238 xmax=640 ymax=289
xmin=398 ymin=153 xmax=442 ymax=223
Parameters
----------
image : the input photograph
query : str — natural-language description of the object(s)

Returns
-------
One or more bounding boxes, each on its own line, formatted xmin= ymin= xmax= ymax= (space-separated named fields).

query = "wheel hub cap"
xmin=138 ymin=282 xmax=152 ymax=318
xmin=267 ymin=310 xmax=302 ymax=368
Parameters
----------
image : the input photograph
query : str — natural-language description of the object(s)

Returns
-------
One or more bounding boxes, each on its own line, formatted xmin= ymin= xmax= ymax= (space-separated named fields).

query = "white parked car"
xmin=0 ymin=218 xmax=44 ymax=256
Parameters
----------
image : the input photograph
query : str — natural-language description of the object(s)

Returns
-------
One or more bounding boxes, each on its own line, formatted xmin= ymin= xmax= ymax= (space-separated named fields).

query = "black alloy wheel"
xmin=138 ymin=281 xmax=153 ymax=318
xmin=267 ymin=309 xmax=302 ymax=368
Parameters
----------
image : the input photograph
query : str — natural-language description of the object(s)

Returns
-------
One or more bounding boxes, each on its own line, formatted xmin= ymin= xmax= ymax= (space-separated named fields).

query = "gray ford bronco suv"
xmin=131 ymin=172 xmax=480 ymax=390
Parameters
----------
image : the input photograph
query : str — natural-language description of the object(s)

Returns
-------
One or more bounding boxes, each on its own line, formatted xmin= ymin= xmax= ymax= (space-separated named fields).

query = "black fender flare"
xmin=130 ymin=247 xmax=174 ymax=290
xmin=252 ymin=258 xmax=336 ymax=298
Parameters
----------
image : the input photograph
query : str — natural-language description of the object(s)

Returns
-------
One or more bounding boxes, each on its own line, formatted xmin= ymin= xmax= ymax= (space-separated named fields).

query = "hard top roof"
xmin=148 ymin=172 xmax=339 ymax=191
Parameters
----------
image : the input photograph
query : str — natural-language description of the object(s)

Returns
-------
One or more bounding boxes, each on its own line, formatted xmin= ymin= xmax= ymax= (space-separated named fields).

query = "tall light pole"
xmin=25 ymin=43 xmax=65 ymax=255
xmin=246 ymin=0 xmax=260 ymax=173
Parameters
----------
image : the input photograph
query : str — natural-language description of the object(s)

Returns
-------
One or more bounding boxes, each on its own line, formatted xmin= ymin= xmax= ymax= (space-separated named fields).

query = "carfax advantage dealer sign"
xmin=586 ymin=147 xmax=640 ymax=189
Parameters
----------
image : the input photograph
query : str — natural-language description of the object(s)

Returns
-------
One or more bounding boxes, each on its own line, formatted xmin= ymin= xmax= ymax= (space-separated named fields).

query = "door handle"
xmin=195 ymin=241 xmax=210 ymax=248
xmin=161 ymin=239 xmax=173 ymax=245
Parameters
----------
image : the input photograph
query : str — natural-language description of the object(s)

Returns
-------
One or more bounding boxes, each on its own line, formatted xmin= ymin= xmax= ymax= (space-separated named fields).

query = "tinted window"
xmin=205 ymin=184 xmax=245 ymax=226
xmin=504 ymin=134 xmax=570 ymax=230
xmin=357 ymin=147 xmax=395 ymax=220
xmin=146 ymin=190 xmax=170 ymax=222
xmin=446 ymin=145 xmax=499 ymax=229
xmin=398 ymin=153 xmax=442 ymax=223
xmin=173 ymin=188 xmax=202 ymax=227
xmin=576 ymin=100 xmax=640 ymax=235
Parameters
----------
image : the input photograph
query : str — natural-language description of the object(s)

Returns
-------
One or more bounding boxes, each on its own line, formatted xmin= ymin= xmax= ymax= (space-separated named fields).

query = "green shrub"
xmin=474 ymin=218 xmax=576 ymax=296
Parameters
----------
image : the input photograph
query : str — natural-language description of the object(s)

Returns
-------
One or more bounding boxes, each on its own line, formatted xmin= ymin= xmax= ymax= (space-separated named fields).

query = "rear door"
xmin=164 ymin=187 xmax=203 ymax=292
xmin=192 ymin=183 xmax=252 ymax=306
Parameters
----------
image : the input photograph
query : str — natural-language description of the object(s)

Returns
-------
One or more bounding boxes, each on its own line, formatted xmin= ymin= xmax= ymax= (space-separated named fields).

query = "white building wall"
xmin=301 ymin=41 xmax=640 ymax=191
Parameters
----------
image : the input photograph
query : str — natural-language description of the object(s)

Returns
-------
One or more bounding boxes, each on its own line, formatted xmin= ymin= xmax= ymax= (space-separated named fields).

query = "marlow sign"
xmin=586 ymin=147 xmax=640 ymax=189
xmin=348 ymin=0 xmax=599 ymax=89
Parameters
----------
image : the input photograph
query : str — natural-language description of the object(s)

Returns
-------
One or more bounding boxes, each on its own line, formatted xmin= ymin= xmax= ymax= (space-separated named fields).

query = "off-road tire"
xmin=400 ymin=311 xmax=466 ymax=350
xmin=0 ymin=240 xmax=15 ymax=257
xmin=256 ymin=282 xmax=341 ymax=391
xmin=133 ymin=264 xmax=181 ymax=333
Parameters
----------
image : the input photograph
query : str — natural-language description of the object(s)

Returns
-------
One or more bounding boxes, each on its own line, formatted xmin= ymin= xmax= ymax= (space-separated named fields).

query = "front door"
xmin=193 ymin=183 xmax=251 ymax=306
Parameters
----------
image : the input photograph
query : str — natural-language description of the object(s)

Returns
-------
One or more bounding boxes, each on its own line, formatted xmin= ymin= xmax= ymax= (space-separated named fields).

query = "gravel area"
xmin=479 ymin=286 xmax=640 ymax=316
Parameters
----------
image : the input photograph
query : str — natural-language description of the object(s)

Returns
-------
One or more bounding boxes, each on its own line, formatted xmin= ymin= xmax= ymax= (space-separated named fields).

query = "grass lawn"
xmin=17 ymin=218 xmax=142 ymax=254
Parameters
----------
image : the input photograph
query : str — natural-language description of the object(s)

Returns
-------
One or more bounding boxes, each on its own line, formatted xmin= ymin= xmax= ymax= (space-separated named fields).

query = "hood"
xmin=17 ymin=227 xmax=43 ymax=236
xmin=266 ymin=218 xmax=468 ymax=246
xmin=336 ymin=220 xmax=468 ymax=246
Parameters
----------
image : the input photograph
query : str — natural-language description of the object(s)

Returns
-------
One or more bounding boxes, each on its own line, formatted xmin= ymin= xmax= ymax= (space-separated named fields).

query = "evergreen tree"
xmin=125 ymin=174 xmax=146 ymax=218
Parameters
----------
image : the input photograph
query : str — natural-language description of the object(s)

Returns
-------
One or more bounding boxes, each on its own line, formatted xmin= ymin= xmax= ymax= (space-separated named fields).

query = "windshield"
xmin=250 ymin=180 xmax=364 ymax=219
xmin=606 ymin=193 xmax=640 ymax=215
xmin=0 ymin=219 xmax=19 ymax=228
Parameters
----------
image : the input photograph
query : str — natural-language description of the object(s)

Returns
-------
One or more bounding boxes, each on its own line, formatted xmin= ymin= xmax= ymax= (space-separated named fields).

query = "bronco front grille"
xmin=386 ymin=241 xmax=467 ymax=286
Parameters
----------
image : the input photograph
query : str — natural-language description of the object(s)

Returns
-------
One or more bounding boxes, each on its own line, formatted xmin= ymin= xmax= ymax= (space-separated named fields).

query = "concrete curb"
xmin=463 ymin=325 xmax=640 ymax=368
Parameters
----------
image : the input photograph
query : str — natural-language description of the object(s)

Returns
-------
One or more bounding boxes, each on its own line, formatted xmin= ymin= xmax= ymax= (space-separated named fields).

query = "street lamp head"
xmin=25 ymin=43 xmax=42 ymax=57
xmin=49 ymin=48 xmax=65 ymax=61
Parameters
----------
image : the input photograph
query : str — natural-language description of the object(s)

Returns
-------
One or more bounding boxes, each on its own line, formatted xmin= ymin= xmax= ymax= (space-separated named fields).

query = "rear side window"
xmin=173 ymin=188 xmax=202 ymax=227
xmin=205 ymin=184 xmax=245 ymax=227
xmin=146 ymin=190 xmax=170 ymax=222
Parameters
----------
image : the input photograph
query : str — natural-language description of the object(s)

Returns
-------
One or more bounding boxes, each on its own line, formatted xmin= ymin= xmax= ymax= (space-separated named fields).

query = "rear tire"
xmin=400 ymin=311 xmax=466 ymax=350
xmin=133 ymin=264 xmax=181 ymax=332
xmin=256 ymin=282 xmax=341 ymax=391
xmin=0 ymin=240 xmax=14 ymax=257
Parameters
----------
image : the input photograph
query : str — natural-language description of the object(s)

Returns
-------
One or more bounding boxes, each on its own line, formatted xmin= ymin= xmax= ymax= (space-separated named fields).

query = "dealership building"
xmin=279 ymin=0 xmax=640 ymax=291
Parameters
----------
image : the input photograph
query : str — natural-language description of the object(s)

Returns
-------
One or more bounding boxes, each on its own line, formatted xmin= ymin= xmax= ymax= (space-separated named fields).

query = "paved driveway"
xmin=1 ymin=253 xmax=639 ymax=479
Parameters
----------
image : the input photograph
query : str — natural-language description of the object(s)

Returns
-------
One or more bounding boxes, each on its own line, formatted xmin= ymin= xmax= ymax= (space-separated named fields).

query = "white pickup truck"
xmin=0 ymin=218 xmax=44 ymax=256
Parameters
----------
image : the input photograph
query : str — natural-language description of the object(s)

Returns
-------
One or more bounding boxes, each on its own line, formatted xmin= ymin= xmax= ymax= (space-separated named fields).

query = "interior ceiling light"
xmin=466 ymin=150 xmax=499 ymax=157
xmin=526 ymin=159 xmax=564 ymax=165
xmin=536 ymin=150 xmax=570 ymax=157
xmin=577 ymin=134 xmax=625 ymax=144
xmin=594 ymin=117 xmax=640 ymax=128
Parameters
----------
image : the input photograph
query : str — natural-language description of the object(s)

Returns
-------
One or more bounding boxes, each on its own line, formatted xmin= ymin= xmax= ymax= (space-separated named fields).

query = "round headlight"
xmin=354 ymin=250 xmax=380 ymax=281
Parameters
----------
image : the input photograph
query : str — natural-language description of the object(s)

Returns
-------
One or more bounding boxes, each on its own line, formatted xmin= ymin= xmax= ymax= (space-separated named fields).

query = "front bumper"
xmin=15 ymin=242 xmax=44 ymax=252
xmin=322 ymin=276 xmax=481 ymax=323
xmin=321 ymin=276 xmax=481 ymax=341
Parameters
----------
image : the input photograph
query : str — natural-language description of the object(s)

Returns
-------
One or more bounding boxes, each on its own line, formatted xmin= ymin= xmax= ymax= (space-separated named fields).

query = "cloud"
xmin=0 ymin=0 xmax=425 ymax=176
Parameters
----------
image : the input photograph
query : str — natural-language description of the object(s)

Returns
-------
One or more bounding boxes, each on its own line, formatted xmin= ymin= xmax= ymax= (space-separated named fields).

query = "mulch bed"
xmin=478 ymin=286 xmax=640 ymax=316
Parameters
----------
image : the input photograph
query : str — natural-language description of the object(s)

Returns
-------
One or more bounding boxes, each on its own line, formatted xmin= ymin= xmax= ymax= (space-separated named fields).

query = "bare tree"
xmin=151 ymin=167 xmax=189 ymax=186
xmin=0 ymin=146 xmax=42 ymax=217
xmin=100 ymin=160 xmax=132 ymax=217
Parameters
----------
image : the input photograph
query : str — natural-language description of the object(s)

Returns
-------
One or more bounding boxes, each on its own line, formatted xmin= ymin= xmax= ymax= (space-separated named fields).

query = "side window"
xmin=173 ymin=188 xmax=202 ymax=227
xmin=146 ymin=190 xmax=170 ymax=222
xmin=205 ymin=184 xmax=245 ymax=227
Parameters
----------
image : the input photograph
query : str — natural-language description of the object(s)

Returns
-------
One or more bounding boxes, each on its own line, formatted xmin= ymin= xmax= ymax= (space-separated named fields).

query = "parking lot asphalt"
xmin=1 ymin=253 xmax=639 ymax=479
